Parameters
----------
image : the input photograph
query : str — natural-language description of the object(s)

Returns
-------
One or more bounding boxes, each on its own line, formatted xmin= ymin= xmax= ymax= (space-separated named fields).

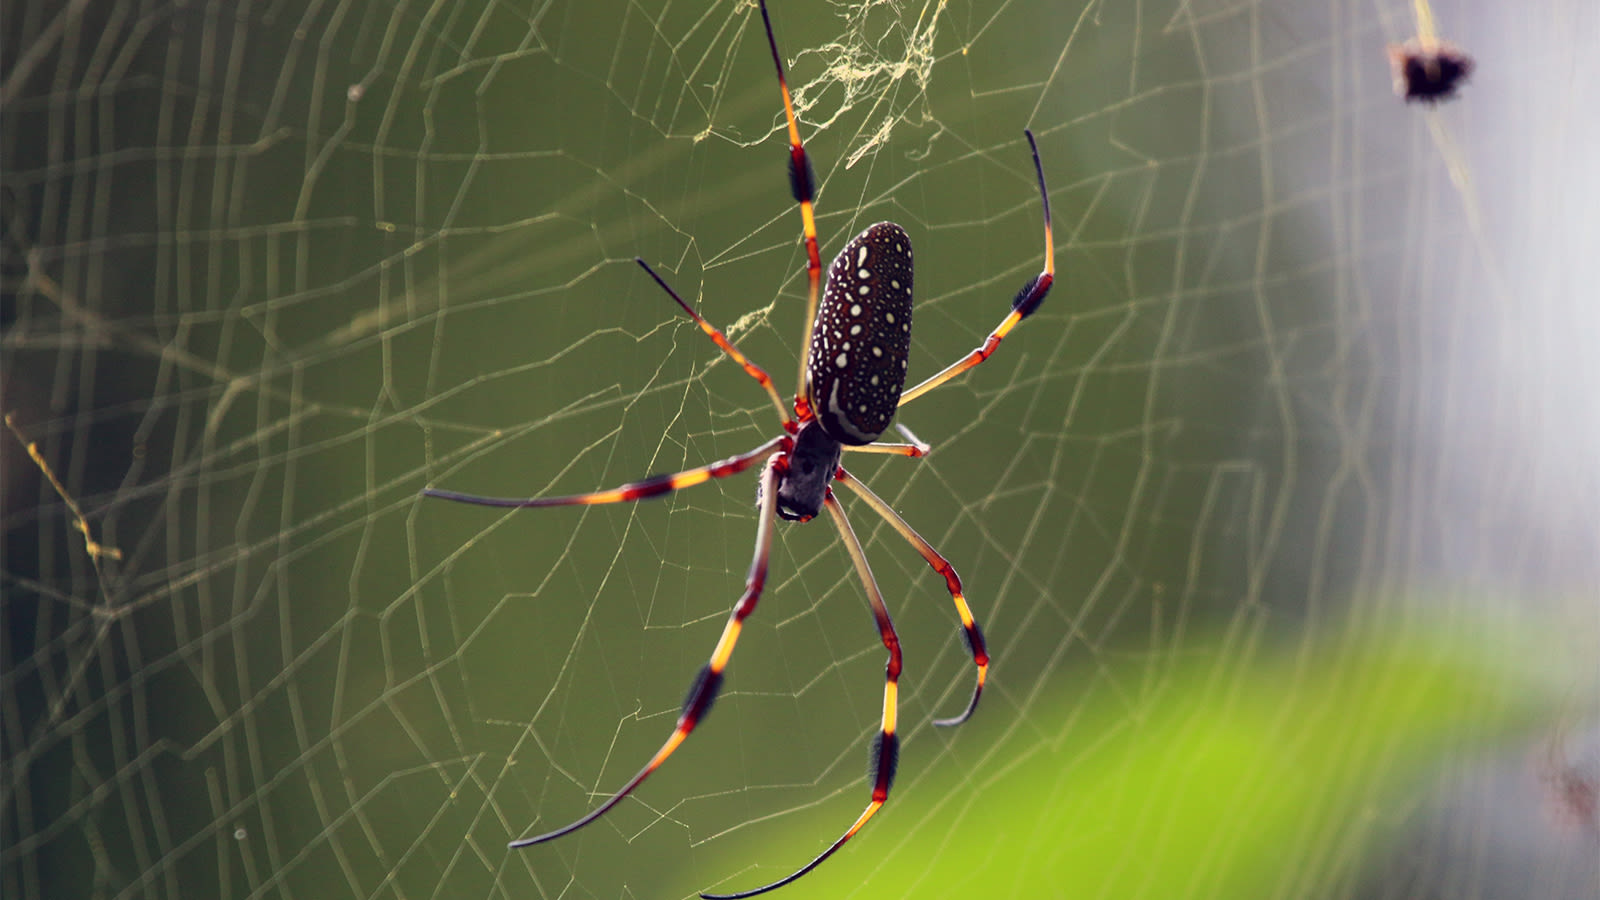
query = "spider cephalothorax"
xmin=773 ymin=421 xmax=841 ymax=522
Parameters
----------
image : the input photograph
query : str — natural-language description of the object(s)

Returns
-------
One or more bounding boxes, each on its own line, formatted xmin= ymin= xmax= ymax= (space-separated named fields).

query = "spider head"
xmin=774 ymin=420 xmax=842 ymax=521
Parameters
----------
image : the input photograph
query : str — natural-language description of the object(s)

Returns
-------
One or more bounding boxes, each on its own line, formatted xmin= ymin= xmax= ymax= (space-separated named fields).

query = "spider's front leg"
xmin=834 ymin=466 xmax=987 ymax=726
xmin=504 ymin=452 xmax=786 ymax=849
xmin=700 ymin=490 xmax=901 ymax=900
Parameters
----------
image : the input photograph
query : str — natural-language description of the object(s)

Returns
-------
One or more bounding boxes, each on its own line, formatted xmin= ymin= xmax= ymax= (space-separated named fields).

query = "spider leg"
xmin=636 ymin=259 xmax=794 ymax=429
xmin=701 ymin=490 xmax=900 ymax=900
xmin=424 ymin=436 xmax=786 ymax=508
xmin=843 ymin=425 xmax=932 ymax=459
xmin=833 ymin=467 xmax=987 ymax=726
xmin=507 ymin=453 xmax=783 ymax=849
xmin=757 ymin=0 xmax=822 ymax=415
xmin=897 ymin=129 xmax=1055 ymax=407
xmin=840 ymin=442 xmax=926 ymax=459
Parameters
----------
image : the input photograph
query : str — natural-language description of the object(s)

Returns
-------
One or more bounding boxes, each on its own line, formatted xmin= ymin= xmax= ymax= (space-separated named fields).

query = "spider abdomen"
xmin=806 ymin=222 xmax=914 ymax=445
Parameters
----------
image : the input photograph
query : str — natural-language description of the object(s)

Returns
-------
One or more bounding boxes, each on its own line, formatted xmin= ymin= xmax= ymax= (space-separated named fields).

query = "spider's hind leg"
xmin=635 ymin=259 xmax=794 ymax=430
xmin=897 ymin=130 xmax=1055 ymax=407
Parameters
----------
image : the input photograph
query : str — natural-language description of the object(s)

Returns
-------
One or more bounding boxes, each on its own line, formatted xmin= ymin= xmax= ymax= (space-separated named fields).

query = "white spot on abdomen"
xmin=825 ymin=379 xmax=876 ymax=442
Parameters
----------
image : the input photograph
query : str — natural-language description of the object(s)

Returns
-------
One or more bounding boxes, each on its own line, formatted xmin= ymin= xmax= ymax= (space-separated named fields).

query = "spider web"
xmin=3 ymin=1 xmax=1597 ymax=899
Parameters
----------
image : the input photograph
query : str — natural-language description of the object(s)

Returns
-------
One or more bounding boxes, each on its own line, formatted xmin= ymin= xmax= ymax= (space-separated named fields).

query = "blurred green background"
xmin=4 ymin=1 xmax=1596 ymax=899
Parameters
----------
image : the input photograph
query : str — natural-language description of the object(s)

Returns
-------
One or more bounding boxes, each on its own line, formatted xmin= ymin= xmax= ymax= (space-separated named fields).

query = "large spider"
xmin=423 ymin=2 xmax=1054 ymax=895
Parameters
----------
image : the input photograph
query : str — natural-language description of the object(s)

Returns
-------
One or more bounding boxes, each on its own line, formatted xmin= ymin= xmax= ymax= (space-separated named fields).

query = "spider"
xmin=423 ymin=2 xmax=1053 ymax=895
xmin=1386 ymin=0 xmax=1473 ymax=104
xmin=1387 ymin=38 xmax=1474 ymax=103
